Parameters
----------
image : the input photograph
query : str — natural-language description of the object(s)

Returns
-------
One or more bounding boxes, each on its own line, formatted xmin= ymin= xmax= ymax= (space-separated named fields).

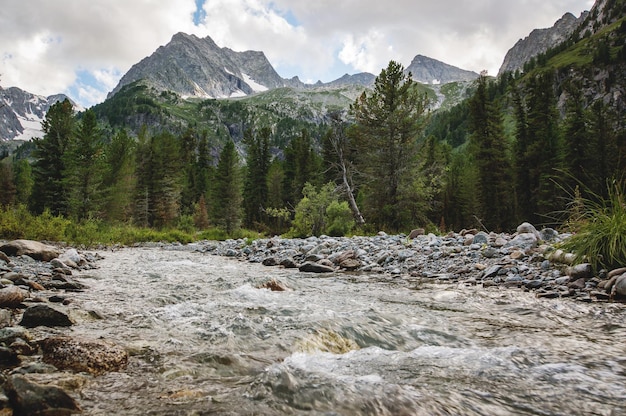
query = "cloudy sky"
xmin=1 ymin=0 xmax=594 ymax=108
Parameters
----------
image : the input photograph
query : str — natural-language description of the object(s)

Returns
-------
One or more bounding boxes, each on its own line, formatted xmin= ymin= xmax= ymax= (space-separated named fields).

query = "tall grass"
xmin=561 ymin=180 xmax=626 ymax=271
xmin=0 ymin=204 xmax=262 ymax=247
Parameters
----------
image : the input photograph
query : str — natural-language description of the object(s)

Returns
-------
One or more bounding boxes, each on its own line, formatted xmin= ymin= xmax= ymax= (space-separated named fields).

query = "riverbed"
xmin=59 ymin=246 xmax=626 ymax=415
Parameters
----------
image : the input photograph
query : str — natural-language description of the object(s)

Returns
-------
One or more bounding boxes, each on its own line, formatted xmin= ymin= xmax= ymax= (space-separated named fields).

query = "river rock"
xmin=504 ymin=233 xmax=538 ymax=251
xmin=0 ymin=240 xmax=60 ymax=262
xmin=5 ymin=374 xmax=81 ymax=415
xmin=408 ymin=228 xmax=425 ymax=239
xmin=40 ymin=336 xmax=129 ymax=375
xmin=0 ymin=251 xmax=10 ymax=263
xmin=567 ymin=263 xmax=594 ymax=280
xmin=0 ymin=286 xmax=28 ymax=308
xmin=516 ymin=222 xmax=542 ymax=240
xmin=19 ymin=305 xmax=74 ymax=328
xmin=299 ymin=262 xmax=335 ymax=273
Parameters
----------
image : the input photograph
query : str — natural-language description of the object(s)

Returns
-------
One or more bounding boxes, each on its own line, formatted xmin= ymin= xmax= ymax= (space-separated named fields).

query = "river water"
xmin=62 ymin=247 xmax=625 ymax=415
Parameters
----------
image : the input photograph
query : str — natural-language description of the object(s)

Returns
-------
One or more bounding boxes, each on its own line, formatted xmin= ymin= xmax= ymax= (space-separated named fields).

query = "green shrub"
xmin=561 ymin=180 xmax=626 ymax=271
xmin=325 ymin=200 xmax=355 ymax=237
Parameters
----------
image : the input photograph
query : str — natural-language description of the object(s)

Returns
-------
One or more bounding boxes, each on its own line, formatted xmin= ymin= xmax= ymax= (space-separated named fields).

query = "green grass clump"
xmin=561 ymin=180 xmax=626 ymax=271
xmin=0 ymin=204 xmax=262 ymax=247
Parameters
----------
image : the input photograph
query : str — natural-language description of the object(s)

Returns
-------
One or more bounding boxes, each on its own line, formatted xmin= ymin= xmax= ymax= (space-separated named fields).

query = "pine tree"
xmin=243 ymin=127 xmax=271 ymax=228
xmin=150 ymin=131 xmax=182 ymax=228
xmin=64 ymin=109 xmax=105 ymax=220
xmin=468 ymin=73 xmax=514 ymax=231
xmin=282 ymin=129 xmax=321 ymax=206
xmin=30 ymin=99 xmax=75 ymax=215
xmin=13 ymin=159 xmax=33 ymax=206
xmin=514 ymin=71 xmax=563 ymax=224
xmin=561 ymin=81 xmax=591 ymax=193
xmin=212 ymin=139 xmax=242 ymax=234
xmin=349 ymin=60 xmax=428 ymax=231
xmin=0 ymin=162 xmax=16 ymax=206
xmin=103 ymin=129 xmax=136 ymax=222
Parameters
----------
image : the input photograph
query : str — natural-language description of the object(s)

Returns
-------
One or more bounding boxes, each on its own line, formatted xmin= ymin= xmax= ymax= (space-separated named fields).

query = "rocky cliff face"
xmin=108 ymin=33 xmax=287 ymax=99
xmin=405 ymin=55 xmax=479 ymax=84
xmin=0 ymin=87 xmax=75 ymax=141
xmin=498 ymin=12 xmax=587 ymax=75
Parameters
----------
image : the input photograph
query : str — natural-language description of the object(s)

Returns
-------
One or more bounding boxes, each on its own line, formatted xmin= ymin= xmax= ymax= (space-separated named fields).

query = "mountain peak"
xmin=108 ymin=33 xmax=285 ymax=99
xmin=406 ymin=55 xmax=479 ymax=84
xmin=498 ymin=11 xmax=587 ymax=75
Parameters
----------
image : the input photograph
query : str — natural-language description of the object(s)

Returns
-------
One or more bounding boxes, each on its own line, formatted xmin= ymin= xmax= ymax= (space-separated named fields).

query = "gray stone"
xmin=0 ymin=240 xmax=60 ymax=262
xmin=504 ymin=233 xmax=538 ymax=250
xmin=567 ymin=263 xmax=594 ymax=279
xmin=472 ymin=232 xmax=489 ymax=245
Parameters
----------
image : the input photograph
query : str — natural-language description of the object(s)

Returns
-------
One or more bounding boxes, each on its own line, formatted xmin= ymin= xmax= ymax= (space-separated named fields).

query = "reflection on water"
xmin=60 ymin=247 xmax=626 ymax=415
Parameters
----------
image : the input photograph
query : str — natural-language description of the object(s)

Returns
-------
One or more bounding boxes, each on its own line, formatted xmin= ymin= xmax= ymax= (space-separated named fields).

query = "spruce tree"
xmin=30 ymin=99 xmax=75 ymax=215
xmin=64 ymin=109 xmax=105 ymax=220
xmin=349 ymin=60 xmax=428 ymax=231
xmin=103 ymin=129 xmax=136 ymax=222
xmin=212 ymin=139 xmax=242 ymax=234
xmin=468 ymin=73 xmax=514 ymax=231
xmin=243 ymin=127 xmax=271 ymax=228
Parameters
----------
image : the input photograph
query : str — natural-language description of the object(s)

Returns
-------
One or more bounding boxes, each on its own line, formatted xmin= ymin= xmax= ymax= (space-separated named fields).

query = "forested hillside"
xmin=1 ymin=0 xmax=625 ymax=239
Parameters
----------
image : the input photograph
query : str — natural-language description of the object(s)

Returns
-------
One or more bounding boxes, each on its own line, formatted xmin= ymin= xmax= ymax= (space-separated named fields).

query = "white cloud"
xmin=0 ymin=0 xmax=596 ymax=107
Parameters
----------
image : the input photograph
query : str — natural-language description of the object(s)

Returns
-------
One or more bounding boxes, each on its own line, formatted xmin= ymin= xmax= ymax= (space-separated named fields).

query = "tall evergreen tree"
xmin=64 ymin=109 xmax=105 ymax=220
xmin=243 ymin=127 xmax=271 ymax=228
xmin=514 ymin=71 xmax=563 ymax=224
xmin=179 ymin=127 xmax=199 ymax=216
xmin=150 ymin=131 xmax=182 ymax=228
xmin=0 ymin=162 xmax=16 ymax=206
xmin=103 ymin=129 xmax=136 ymax=222
xmin=13 ymin=159 xmax=33 ymax=206
xmin=282 ymin=129 xmax=321 ymax=206
xmin=561 ymin=81 xmax=591 ymax=193
xmin=30 ymin=99 xmax=75 ymax=215
xmin=349 ymin=60 xmax=428 ymax=231
xmin=468 ymin=73 xmax=514 ymax=231
xmin=212 ymin=139 xmax=242 ymax=234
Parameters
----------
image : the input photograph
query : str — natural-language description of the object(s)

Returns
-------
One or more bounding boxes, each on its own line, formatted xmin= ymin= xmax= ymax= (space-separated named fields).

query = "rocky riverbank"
xmin=0 ymin=222 xmax=625 ymax=414
xmin=184 ymin=222 xmax=626 ymax=302
xmin=0 ymin=239 xmax=127 ymax=415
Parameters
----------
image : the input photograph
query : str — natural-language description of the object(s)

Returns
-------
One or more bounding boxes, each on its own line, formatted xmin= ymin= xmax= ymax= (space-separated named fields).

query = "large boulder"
xmin=40 ymin=336 xmax=128 ymax=375
xmin=0 ymin=240 xmax=60 ymax=262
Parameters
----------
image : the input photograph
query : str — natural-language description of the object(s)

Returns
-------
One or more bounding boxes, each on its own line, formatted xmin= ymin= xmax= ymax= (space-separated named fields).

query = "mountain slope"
xmin=0 ymin=87 xmax=77 ymax=141
xmin=498 ymin=12 xmax=588 ymax=75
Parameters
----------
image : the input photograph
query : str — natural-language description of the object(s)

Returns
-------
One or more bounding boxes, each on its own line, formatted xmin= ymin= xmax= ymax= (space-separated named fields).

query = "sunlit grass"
xmin=0 ymin=204 xmax=262 ymax=247
xmin=561 ymin=180 xmax=626 ymax=271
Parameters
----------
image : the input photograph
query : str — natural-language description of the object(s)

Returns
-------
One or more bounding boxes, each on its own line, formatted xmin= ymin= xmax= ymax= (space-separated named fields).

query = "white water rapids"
xmin=53 ymin=247 xmax=626 ymax=415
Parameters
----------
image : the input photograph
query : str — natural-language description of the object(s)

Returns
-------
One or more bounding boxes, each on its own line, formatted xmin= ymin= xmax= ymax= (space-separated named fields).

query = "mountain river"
xmin=42 ymin=246 xmax=626 ymax=415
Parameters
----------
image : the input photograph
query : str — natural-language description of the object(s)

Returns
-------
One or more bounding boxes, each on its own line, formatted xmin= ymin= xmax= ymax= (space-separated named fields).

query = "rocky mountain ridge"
xmin=108 ymin=32 xmax=480 ymax=102
xmin=0 ymin=87 xmax=77 ymax=142
xmin=498 ymin=11 xmax=588 ymax=75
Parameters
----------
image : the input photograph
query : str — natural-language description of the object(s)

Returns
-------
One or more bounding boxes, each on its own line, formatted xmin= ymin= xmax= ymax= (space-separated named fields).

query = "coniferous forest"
xmin=1 ymin=12 xmax=626 ymax=243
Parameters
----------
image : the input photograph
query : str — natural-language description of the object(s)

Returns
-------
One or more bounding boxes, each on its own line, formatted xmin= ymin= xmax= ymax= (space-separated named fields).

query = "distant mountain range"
xmin=108 ymin=32 xmax=479 ymax=101
xmin=0 ymin=87 xmax=78 ymax=141
xmin=0 ymin=0 xmax=599 ymax=142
